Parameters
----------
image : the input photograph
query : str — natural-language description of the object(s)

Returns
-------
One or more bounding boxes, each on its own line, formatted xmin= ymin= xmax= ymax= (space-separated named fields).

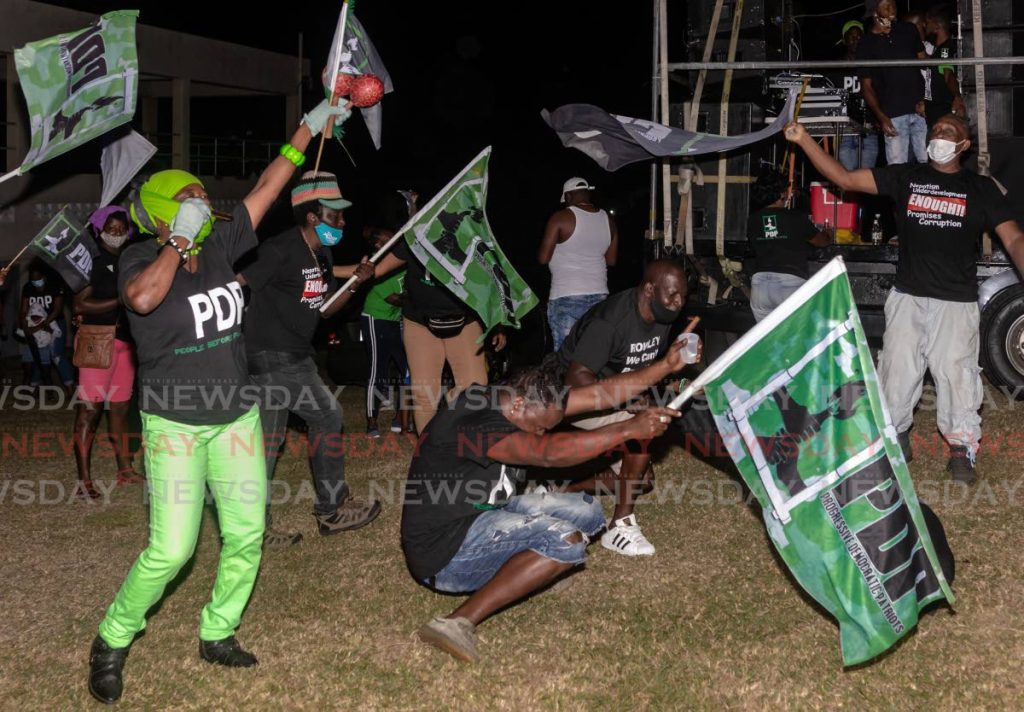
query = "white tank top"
xmin=548 ymin=206 xmax=611 ymax=299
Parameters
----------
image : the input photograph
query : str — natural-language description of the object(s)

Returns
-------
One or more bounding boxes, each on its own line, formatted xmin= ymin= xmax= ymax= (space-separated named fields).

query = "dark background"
xmin=37 ymin=0 xmax=904 ymax=294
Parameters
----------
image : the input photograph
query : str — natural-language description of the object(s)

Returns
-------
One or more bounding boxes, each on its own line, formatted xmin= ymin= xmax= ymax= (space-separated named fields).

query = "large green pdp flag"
xmin=14 ymin=10 xmax=139 ymax=174
xmin=402 ymin=147 xmax=538 ymax=333
xmin=675 ymin=258 xmax=954 ymax=665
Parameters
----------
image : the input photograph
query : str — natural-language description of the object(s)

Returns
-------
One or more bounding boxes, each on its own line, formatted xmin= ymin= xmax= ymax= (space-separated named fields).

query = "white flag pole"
xmin=313 ymin=1 xmax=349 ymax=175
xmin=0 ymin=168 xmax=21 ymax=185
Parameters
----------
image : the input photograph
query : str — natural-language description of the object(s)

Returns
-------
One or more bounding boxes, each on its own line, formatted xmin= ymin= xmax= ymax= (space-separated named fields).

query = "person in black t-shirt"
xmin=556 ymin=260 xmax=702 ymax=557
xmin=18 ymin=262 xmax=74 ymax=388
xmin=857 ymin=0 xmax=928 ymax=165
xmin=71 ymin=206 xmax=141 ymax=500
xmin=403 ymin=355 xmax=683 ymax=663
xmin=239 ymin=170 xmax=379 ymax=547
xmin=832 ymin=20 xmax=881 ymax=172
xmin=747 ymin=172 xmax=831 ymax=322
xmin=785 ymin=116 xmax=1024 ymax=485
xmin=88 ymin=99 xmax=352 ymax=705
xmin=924 ymin=6 xmax=966 ymax=127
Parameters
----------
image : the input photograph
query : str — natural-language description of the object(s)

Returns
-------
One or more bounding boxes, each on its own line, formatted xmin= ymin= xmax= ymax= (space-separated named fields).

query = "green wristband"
xmin=279 ymin=143 xmax=306 ymax=167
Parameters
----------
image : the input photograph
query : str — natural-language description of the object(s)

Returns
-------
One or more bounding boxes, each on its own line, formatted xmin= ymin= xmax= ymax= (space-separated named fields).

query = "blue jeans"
xmin=20 ymin=319 xmax=74 ymax=385
xmin=884 ymin=113 xmax=927 ymax=165
xmin=248 ymin=350 xmax=346 ymax=517
xmin=547 ymin=293 xmax=606 ymax=351
xmin=837 ymin=134 xmax=879 ymax=171
xmin=750 ymin=272 xmax=807 ymax=322
xmin=432 ymin=492 xmax=605 ymax=593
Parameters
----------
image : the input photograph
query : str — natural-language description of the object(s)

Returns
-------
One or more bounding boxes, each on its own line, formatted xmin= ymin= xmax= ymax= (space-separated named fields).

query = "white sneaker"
xmin=530 ymin=484 xmax=549 ymax=495
xmin=601 ymin=514 xmax=655 ymax=556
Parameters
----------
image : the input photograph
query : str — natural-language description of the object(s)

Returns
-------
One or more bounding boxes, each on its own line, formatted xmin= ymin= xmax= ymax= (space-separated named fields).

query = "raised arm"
xmin=563 ymin=338 xmax=693 ymax=417
xmin=486 ymin=406 xmax=679 ymax=468
xmin=784 ymin=122 xmax=879 ymax=195
xmin=242 ymin=100 xmax=351 ymax=231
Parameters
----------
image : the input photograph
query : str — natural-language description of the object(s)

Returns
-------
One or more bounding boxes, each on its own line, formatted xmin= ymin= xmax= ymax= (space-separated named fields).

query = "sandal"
xmin=76 ymin=480 xmax=101 ymax=500
xmin=115 ymin=468 xmax=144 ymax=486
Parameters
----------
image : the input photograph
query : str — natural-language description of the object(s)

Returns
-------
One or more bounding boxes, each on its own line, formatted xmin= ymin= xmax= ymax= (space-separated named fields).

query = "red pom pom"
xmin=350 ymin=74 xmax=385 ymax=108
xmin=332 ymin=72 xmax=357 ymax=97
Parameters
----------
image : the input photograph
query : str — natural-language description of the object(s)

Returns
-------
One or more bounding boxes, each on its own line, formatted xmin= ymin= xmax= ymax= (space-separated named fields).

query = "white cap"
xmin=561 ymin=177 xmax=594 ymax=202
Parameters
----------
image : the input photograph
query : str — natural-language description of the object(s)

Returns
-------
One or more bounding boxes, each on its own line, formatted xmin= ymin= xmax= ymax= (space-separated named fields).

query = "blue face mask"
xmin=314 ymin=222 xmax=344 ymax=247
xmin=31 ymin=279 xmax=45 ymax=288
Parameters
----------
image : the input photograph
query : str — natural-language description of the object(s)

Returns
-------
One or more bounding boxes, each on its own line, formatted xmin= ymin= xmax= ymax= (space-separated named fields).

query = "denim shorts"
xmin=432 ymin=492 xmax=606 ymax=593
xmin=547 ymin=293 xmax=607 ymax=351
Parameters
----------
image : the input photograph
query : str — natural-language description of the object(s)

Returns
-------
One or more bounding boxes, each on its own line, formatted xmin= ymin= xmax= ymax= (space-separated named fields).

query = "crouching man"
xmin=401 ymin=343 xmax=689 ymax=662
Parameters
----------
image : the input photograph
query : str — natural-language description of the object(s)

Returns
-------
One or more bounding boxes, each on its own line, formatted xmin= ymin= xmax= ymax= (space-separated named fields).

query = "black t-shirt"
xmin=872 ymin=164 xmax=1014 ymax=301
xmin=400 ymin=384 xmax=522 ymax=580
xmin=118 ymin=204 xmax=257 ymax=425
xmin=21 ymin=281 xmax=64 ymax=326
xmin=747 ymin=207 xmax=818 ymax=279
xmin=928 ymin=39 xmax=956 ymax=110
xmin=558 ymin=289 xmax=671 ymax=378
xmin=392 ymin=239 xmax=472 ymax=325
xmin=82 ymin=247 xmax=130 ymax=342
xmin=240 ymin=228 xmax=336 ymax=356
xmin=857 ymin=23 xmax=925 ymax=119
xmin=827 ymin=50 xmax=868 ymax=125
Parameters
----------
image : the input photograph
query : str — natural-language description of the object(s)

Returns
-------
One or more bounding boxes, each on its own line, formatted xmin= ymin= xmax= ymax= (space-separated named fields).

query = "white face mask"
xmin=101 ymin=230 xmax=128 ymax=249
xmin=927 ymin=138 xmax=966 ymax=165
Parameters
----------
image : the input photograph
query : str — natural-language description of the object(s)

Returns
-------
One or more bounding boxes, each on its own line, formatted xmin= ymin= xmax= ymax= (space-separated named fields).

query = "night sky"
xmin=36 ymin=0 xmax=920 ymax=294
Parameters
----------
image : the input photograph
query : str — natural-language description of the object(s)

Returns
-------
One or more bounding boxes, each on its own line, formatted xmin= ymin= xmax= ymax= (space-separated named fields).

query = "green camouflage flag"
xmin=402 ymin=147 xmax=538 ymax=333
xmin=678 ymin=258 xmax=954 ymax=665
xmin=14 ymin=10 xmax=139 ymax=173
xmin=28 ymin=209 xmax=97 ymax=293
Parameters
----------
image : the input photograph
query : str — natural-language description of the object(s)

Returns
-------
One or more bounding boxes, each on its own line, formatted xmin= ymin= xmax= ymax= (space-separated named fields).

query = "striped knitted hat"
xmin=291 ymin=171 xmax=351 ymax=210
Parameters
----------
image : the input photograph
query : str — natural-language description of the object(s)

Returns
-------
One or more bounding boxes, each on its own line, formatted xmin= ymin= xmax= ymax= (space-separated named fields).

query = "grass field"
xmin=2 ymin=375 xmax=1024 ymax=710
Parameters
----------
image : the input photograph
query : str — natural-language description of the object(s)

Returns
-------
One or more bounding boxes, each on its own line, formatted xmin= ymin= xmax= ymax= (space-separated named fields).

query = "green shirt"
xmin=361 ymin=269 xmax=405 ymax=322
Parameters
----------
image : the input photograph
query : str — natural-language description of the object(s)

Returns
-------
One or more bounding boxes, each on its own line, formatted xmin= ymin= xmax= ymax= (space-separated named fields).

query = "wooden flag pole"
xmin=312 ymin=0 xmax=350 ymax=175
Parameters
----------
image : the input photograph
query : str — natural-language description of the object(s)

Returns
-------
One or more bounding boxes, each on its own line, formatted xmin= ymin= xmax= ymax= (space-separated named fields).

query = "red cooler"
xmin=810 ymin=182 xmax=859 ymax=231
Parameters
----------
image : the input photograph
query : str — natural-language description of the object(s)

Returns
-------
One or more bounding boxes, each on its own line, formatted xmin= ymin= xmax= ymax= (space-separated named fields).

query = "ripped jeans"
xmin=432 ymin=492 xmax=606 ymax=593
xmin=878 ymin=290 xmax=982 ymax=456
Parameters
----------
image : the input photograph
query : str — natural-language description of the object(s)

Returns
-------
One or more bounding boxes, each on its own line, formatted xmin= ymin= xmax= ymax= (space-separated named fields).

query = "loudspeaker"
xmin=668 ymin=102 xmax=767 ymax=243
xmin=687 ymin=0 xmax=765 ymax=35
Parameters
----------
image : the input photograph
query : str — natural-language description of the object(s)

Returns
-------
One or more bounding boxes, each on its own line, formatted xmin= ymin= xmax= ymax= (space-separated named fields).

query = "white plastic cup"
xmin=677 ymin=332 xmax=700 ymax=363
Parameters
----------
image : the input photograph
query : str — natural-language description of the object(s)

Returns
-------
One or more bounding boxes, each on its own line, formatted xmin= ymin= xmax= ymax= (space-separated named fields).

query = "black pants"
xmin=359 ymin=315 xmax=409 ymax=419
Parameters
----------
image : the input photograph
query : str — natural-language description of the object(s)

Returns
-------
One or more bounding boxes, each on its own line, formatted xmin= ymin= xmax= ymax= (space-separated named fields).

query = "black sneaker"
xmin=199 ymin=636 xmax=258 ymax=667
xmin=897 ymin=430 xmax=913 ymax=463
xmin=946 ymin=445 xmax=977 ymax=485
xmin=88 ymin=636 xmax=129 ymax=704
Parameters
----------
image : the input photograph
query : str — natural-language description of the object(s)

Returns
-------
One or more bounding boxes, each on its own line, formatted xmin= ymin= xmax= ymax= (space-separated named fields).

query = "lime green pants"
xmin=98 ymin=406 xmax=266 ymax=648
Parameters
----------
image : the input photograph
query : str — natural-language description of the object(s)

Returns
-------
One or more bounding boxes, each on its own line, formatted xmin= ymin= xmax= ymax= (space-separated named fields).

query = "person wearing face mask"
xmin=857 ymin=0 xmax=929 ymax=165
xmin=17 ymin=262 xmax=74 ymax=389
xmin=238 ymin=171 xmax=380 ymax=548
xmin=556 ymin=259 xmax=701 ymax=556
xmin=87 ymin=98 xmax=351 ymax=704
xmin=784 ymin=116 xmax=1024 ymax=486
xmin=71 ymin=207 xmax=142 ymax=500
